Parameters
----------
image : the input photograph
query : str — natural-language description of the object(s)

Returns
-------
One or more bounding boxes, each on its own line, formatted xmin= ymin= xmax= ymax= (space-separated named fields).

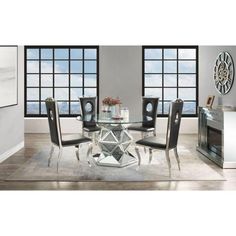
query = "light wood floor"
xmin=0 ymin=133 xmax=236 ymax=190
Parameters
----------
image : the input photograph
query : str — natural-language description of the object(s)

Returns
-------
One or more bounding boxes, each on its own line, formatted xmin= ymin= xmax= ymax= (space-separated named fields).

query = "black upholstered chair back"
xmin=45 ymin=98 xmax=62 ymax=147
xmin=142 ymin=97 xmax=159 ymax=128
xmin=166 ymin=99 xmax=184 ymax=149
xmin=79 ymin=97 xmax=97 ymax=128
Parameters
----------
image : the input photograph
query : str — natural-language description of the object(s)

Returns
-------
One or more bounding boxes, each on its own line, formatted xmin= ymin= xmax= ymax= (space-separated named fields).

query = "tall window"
xmin=25 ymin=46 xmax=99 ymax=117
xmin=143 ymin=46 xmax=198 ymax=116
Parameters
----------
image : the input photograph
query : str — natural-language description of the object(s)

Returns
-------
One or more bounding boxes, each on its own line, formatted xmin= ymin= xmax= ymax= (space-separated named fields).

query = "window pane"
xmin=55 ymin=88 xmax=69 ymax=100
xmin=58 ymin=102 xmax=69 ymax=114
xmin=179 ymin=88 xmax=196 ymax=100
xmin=27 ymin=49 xmax=39 ymax=59
xmin=145 ymin=74 xmax=162 ymax=87
xmin=55 ymin=49 xmax=69 ymax=59
xmin=41 ymin=88 xmax=53 ymax=100
xmin=84 ymin=49 xmax=97 ymax=59
xmin=84 ymin=61 xmax=96 ymax=73
xmin=27 ymin=74 xmax=39 ymax=87
xmin=145 ymin=61 xmax=162 ymax=73
xmin=164 ymin=102 xmax=170 ymax=114
xmin=41 ymin=61 xmax=53 ymax=73
xmin=41 ymin=102 xmax=47 ymax=114
xmin=71 ymin=49 xmax=82 ymax=59
xmin=164 ymin=88 xmax=177 ymax=100
xmin=179 ymin=49 xmax=196 ymax=59
xmin=179 ymin=61 xmax=196 ymax=73
xmin=27 ymin=88 xmax=39 ymax=100
xmin=145 ymin=88 xmax=162 ymax=97
xmin=55 ymin=61 xmax=69 ymax=73
xmin=179 ymin=74 xmax=196 ymax=87
xmin=54 ymin=74 xmax=69 ymax=87
xmin=183 ymin=102 xmax=196 ymax=114
xmin=41 ymin=74 xmax=53 ymax=87
xmin=164 ymin=61 xmax=177 ymax=73
xmin=158 ymin=101 xmax=163 ymax=114
xmin=164 ymin=74 xmax=177 ymax=87
xmin=27 ymin=102 xmax=39 ymax=114
xmin=164 ymin=49 xmax=177 ymax=59
xmin=27 ymin=61 xmax=39 ymax=73
xmin=70 ymin=88 xmax=82 ymax=100
xmin=84 ymin=88 xmax=97 ymax=97
xmin=71 ymin=102 xmax=81 ymax=114
xmin=41 ymin=49 xmax=53 ymax=59
xmin=71 ymin=74 xmax=82 ymax=87
xmin=70 ymin=61 xmax=82 ymax=73
xmin=84 ymin=74 xmax=97 ymax=87
xmin=145 ymin=49 xmax=162 ymax=59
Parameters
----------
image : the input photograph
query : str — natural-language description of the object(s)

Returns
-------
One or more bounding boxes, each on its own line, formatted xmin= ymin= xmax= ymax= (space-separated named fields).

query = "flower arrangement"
xmin=102 ymin=96 xmax=121 ymax=106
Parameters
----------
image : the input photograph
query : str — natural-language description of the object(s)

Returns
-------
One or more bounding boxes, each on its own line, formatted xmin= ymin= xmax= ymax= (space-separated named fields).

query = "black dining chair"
xmin=79 ymin=97 xmax=101 ymax=141
xmin=128 ymin=97 xmax=159 ymax=137
xmin=45 ymin=98 xmax=93 ymax=172
xmin=135 ymin=99 xmax=184 ymax=176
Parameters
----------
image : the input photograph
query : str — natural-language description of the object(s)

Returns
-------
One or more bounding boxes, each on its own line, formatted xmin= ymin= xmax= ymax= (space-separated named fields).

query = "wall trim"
xmin=0 ymin=141 xmax=24 ymax=163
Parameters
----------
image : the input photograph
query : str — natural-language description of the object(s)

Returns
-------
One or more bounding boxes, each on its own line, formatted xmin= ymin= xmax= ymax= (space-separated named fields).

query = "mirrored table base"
xmin=92 ymin=124 xmax=137 ymax=168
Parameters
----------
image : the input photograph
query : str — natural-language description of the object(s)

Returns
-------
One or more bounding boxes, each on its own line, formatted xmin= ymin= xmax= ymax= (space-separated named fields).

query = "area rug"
xmin=2 ymin=144 xmax=224 ymax=181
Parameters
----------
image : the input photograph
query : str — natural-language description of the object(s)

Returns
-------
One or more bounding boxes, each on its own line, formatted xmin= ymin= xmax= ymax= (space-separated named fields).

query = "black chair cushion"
xmin=83 ymin=126 xmax=101 ymax=132
xmin=128 ymin=125 xmax=154 ymax=132
xmin=136 ymin=136 xmax=166 ymax=149
xmin=61 ymin=134 xmax=91 ymax=146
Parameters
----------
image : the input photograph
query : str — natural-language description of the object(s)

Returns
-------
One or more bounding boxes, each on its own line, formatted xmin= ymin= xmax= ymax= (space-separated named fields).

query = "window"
xmin=143 ymin=46 xmax=198 ymax=116
xmin=25 ymin=46 xmax=99 ymax=117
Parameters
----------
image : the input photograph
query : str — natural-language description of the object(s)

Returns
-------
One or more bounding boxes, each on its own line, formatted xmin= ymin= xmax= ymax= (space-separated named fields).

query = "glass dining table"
xmin=80 ymin=113 xmax=152 ymax=168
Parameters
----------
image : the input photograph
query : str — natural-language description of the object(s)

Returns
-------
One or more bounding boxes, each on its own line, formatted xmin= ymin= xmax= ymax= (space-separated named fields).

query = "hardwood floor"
xmin=0 ymin=133 xmax=236 ymax=190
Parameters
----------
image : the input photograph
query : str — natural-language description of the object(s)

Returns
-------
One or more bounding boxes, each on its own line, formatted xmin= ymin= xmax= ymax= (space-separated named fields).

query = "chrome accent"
xmin=48 ymin=144 xmax=54 ymax=167
xmin=174 ymin=147 xmax=180 ymax=170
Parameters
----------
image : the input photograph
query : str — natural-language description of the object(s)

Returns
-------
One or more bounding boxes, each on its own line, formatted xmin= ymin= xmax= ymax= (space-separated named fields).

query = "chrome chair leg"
xmin=142 ymin=133 xmax=147 ymax=153
xmin=149 ymin=148 xmax=153 ymax=164
xmin=135 ymin=146 xmax=141 ymax=168
xmin=48 ymin=145 xmax=54 ymax=167
xmin=165 ymin=149 xmax=171 ymax=176
xmin=86 ymin=143 xmax=93 ymax=167
xmin=57 ymin=148 xmax=63 ymax=173
xmin=174 ymin=147 xmax=181 ymax=170
xmin=76 ymin=144 xmax=80 ymax=161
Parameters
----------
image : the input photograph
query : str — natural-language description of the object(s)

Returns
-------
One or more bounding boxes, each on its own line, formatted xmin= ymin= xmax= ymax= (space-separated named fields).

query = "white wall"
xmin=0 ymin=46 xmax=24 ymax=162
xmin=25 ymin=45 xmax=197 ymax=134
xmin=199 ymin=46 xmax=236 ymax=107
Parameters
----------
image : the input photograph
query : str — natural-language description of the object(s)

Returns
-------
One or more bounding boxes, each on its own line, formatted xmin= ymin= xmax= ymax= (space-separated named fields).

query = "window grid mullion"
xmin=69 ymin=48 xmax=71 ymax=115
xmin=177 ymin=48 xmax=179 ymax=99
xmin=162 ymin=49 xmax=164 ymax=114
xmin=39 ymin=49 xmax=41 ymax=114
xmin=82 ymin=49 xmax=85 ymax=96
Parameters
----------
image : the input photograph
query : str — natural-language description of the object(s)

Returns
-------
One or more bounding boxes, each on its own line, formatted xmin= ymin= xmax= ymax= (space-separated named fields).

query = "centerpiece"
xmin=102 ymin=96 xmax=122 ymax=118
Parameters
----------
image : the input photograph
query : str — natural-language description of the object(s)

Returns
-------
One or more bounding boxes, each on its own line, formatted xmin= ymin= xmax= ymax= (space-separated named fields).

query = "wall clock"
xmin=213 ymin=52 xmax=234 ymax=95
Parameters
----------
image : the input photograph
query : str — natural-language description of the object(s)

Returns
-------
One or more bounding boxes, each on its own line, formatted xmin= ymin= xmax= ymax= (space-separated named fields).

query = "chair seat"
xmin=83 ymin=126 xmax=101 ymax=132
xmin=136 ymin=136 xmax=166 ymax=149
xmin=62 ymin=134 xmax=91 ymax=146
xmin=128 ymin=125 xmax=154 ymax=132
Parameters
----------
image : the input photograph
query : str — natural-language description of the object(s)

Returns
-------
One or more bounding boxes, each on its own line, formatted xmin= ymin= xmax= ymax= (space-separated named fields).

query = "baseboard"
xmin=0 ymin=141 xmax=24 ymax=163
xmin=223 ymin=162 xmax=236 ymax=169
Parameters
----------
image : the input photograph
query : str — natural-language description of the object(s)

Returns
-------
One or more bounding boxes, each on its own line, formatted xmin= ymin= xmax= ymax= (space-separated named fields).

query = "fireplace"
xmin=207 ymin=126 xmax=222 ymax=157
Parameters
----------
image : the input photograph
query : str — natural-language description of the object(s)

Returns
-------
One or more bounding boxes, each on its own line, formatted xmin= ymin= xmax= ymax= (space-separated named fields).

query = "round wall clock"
xmin=213 ymin=52 xmax=234 ymax=95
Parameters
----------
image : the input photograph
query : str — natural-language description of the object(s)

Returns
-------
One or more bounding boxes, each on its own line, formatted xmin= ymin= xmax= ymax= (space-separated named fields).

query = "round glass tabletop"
xmin=79 ymin=113 xmax=153 ymax=125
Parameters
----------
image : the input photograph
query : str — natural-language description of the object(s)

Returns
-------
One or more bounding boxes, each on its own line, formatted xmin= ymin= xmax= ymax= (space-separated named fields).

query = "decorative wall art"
xmin=0 ymin=46 xmax=18 ymax=108
xmin=213 ymin=51 xmax=234 ymax=95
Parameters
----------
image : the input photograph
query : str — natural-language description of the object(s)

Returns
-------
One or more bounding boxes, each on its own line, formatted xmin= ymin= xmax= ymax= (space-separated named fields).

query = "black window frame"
xmin=24 ymin=45 xmax=99 ymax=117
xmin=142 ymin=45 xmax=199 ymax=117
